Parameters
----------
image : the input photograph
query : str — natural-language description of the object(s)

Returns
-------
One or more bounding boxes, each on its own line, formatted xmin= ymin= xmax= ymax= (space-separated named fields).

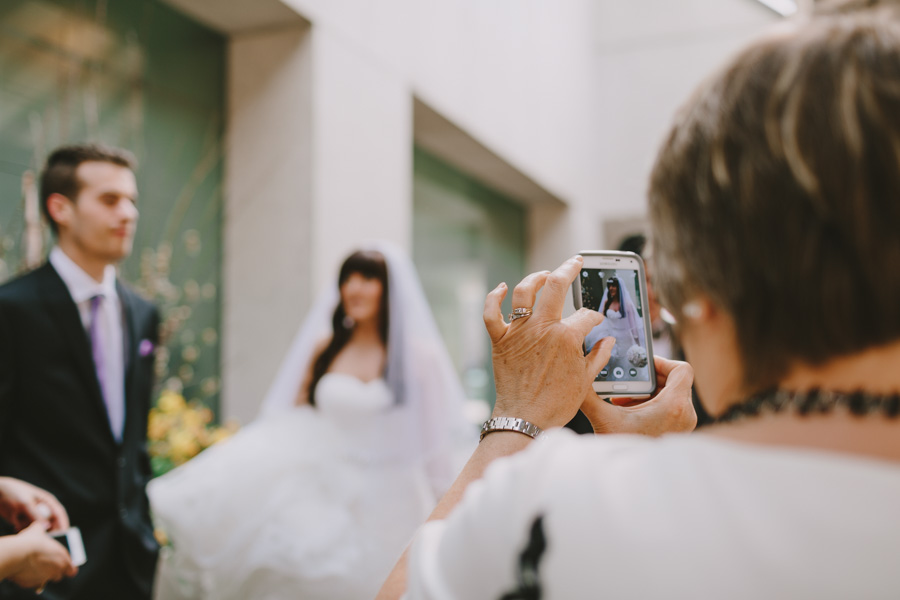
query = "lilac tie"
xmin=89 ymin=295 xmax=112 ymax=433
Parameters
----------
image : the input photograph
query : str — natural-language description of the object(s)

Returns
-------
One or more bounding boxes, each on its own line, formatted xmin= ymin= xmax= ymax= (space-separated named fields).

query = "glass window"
xmin=413 ymin=148 xmax=526 ymax=414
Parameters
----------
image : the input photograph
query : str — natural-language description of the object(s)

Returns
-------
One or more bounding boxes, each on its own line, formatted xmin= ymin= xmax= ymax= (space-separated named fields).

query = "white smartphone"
xmin=51 ymin=526 xmax=87 ymax=567
xmin=572 ymin=251 xmax=657 ymax=398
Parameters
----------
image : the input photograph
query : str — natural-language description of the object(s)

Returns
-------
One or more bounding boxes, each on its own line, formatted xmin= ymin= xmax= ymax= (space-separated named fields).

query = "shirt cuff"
xmin=406 ymin=520 xmax=453 ymax=600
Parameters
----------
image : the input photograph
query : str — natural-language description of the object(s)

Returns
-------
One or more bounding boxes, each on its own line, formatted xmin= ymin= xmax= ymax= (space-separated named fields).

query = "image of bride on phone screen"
xmin=148 ymin=242 xmax=475 ymax=600
xmin=584 ymin=275 xmax=648 ymax=379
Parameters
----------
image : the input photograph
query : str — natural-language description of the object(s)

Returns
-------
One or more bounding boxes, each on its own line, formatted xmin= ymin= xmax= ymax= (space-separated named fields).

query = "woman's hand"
xmin=483 ymin=256 xmax=616 ymax=430
xmin=0 ymin=478 xmax=69 ymax=533
xmin=6 ymin=522 xmax=77 ymax=589
xmin=581 ymin=356 xmax=697 ymax=435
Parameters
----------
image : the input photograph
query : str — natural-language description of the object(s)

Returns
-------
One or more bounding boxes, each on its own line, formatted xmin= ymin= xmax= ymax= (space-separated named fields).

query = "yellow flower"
xmin=169 ymin=430 xmax=200 ymax=464
xmin=180 ymin=408 xmax=205 ymax=430
xmin=158 ymin=391 xmax=186 ymax=414
xmin=147 ymin=412 xmax=172 ymax=442
xmin=148 ymin=393 xmax=241 ymax=475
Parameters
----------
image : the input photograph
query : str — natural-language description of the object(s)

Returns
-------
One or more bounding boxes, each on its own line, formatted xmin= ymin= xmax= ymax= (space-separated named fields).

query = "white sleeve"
xmin=405 ymin=432 xmax=574 ymax=599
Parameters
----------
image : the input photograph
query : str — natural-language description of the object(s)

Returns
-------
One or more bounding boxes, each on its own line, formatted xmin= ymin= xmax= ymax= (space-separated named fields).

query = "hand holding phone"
xmin=579 ymin=355 xmax=696 ymax=435
xmin=483 ymin=256 xmax=613 ymax=430
xmin=50 ymin=527 xmax=86 ymax=567
xmin=4 ymin=522 xmax=79 ymax=590
xmin=572 ymin=251 xmax=657 ymax=398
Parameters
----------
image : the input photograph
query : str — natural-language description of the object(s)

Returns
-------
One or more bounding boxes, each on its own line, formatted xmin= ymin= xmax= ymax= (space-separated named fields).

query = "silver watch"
xmin=480 ymin=417 xmax=544 ymax=442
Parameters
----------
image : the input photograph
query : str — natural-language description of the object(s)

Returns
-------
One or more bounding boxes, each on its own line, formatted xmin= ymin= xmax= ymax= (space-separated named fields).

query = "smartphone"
xmin=51 ymin=526 xmax=87 ymax=567
xmin=572 ymin=251 xmax=657 ymax=398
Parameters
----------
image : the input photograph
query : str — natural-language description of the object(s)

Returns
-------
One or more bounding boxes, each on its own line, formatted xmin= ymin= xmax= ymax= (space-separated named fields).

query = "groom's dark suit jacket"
xmin=0 ymin=263 xmax=159 ymax=599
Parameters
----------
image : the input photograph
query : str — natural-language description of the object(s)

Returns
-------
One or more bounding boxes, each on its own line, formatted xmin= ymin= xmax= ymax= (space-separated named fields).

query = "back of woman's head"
xmin=649 ymin=15 xmax=900 ymax=391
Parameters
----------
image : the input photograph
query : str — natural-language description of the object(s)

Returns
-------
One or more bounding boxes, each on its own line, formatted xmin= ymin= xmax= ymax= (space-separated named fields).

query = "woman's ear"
xmin=681 ymin=297 xmax=715 ymax=322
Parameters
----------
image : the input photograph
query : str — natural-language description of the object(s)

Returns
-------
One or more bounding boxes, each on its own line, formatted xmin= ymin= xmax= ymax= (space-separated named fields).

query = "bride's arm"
xmin=294 ymin=337 xmax=331 ymax=406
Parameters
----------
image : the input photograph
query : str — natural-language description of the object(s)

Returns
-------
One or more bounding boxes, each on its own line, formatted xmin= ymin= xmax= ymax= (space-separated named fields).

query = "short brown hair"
xmin=39 ymin=143 xmax=136 ymax=234
xmin=648 ymin=16 xmax=900 ymax=392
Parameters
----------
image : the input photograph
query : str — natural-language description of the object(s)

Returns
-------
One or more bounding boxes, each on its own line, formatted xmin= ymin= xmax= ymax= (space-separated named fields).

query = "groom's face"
xmin=55 ymin=161 xmax=139 ymax=264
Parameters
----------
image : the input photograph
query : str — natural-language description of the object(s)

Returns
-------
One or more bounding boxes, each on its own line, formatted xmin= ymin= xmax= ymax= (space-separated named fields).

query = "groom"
xmin=0 ymin=144 xmax=159 ymax=599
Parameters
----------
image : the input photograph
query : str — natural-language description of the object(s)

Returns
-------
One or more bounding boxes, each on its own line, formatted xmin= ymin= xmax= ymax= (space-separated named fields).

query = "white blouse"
xmin=407 ymin=429 xmax=900 ymax=599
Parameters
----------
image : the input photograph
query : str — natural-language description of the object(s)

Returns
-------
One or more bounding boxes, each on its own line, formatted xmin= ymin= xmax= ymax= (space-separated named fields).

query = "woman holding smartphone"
xmin=379 ymin=8 xmax=900 ymax=599
xmin=150 ymin=243 xmax=474 ymax=600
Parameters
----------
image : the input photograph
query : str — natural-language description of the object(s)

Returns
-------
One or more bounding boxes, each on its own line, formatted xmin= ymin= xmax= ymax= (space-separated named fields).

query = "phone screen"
xmin=580 ymin=267 xmax=652 ymax=384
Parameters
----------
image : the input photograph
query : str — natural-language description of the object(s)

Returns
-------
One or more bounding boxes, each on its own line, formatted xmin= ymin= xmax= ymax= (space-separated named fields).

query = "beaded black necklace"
xmin=714 ymin=388 xmax=900 ymax=424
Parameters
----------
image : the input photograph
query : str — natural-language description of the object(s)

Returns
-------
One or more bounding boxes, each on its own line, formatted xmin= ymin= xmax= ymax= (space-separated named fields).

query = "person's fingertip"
xmin=600 ymin=336 xmax=616 ymax=349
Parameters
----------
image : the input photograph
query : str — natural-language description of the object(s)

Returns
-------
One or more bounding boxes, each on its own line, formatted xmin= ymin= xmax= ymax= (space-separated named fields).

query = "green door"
xmin=413 ymin=148 xmax=526 ymax=414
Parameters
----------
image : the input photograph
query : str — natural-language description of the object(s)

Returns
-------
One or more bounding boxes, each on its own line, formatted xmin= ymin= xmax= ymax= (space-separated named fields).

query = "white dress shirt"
xmin=49 ymin=247 xmax=126 ymax=441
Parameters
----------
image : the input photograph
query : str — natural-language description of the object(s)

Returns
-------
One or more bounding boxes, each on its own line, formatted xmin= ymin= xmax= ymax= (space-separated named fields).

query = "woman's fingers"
xmin=579 ymin=389 xmax=623 ymax=434
xmin=653 ymin=355 xmax=681 ymax=378
xmin=584 ymin=336 xmax=615 ymax=378
xmin=38 ymin=492 xmax=70 ymax=532
xmin=534 ymin=256 xmax=583 ymax=320
xmin=483 ymin=282 xmax=509 ymax=343
xmin=652 ymin=356 xmax=692 ymax=395
xmin=511 ymin=271 xmax=551 ymax=317
xmin=581 ymin=357 xmax=696 ymax=436
xmin=564 ymin=307 xmax=604 ymax=338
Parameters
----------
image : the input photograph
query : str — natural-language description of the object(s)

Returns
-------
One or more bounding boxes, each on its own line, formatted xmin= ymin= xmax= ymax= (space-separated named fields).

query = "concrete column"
xmin=222 ymin=23 xmax=313 ymax=423
xmin=309 ymin=26 xmax=413 ymax=293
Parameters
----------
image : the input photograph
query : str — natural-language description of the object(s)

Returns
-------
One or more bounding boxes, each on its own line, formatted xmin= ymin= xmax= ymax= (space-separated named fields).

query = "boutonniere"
xmin=139 ymin=339 xmax=155 ymax=358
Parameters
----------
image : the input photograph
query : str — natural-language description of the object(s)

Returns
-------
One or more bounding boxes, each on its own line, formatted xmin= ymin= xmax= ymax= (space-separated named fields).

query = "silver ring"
xmin=508 ymin=307 xmax=533 ymax=321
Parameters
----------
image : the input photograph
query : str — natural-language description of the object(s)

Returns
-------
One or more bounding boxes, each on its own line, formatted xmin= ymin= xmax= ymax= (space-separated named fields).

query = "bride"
xmin=149 ymin=243 xmax=475 ymax=600
xmin=584 ymin=276 xmax=648 ymax=378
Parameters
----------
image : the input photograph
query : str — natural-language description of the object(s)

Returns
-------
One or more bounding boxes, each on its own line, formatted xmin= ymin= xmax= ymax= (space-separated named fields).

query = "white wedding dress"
xmin=150 ymin=373 xmax=440 ymax=600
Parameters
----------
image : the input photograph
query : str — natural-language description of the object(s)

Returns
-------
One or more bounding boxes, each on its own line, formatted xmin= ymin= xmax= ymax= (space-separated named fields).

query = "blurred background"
xmin=0 ymin=0 xmax=806 ymax=426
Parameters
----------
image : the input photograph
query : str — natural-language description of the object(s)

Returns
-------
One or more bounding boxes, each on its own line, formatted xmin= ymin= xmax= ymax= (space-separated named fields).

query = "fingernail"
xmin=601 ymin=336 xmax=615 ymax=348
xmin=572 ymin=255 xmax=583 ymax=262
xmin=496 ymin=282 xmax=507 ymax=290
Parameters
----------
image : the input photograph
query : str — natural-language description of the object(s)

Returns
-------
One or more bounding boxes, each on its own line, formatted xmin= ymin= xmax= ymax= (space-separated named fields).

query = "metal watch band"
xmin=479 ymin=417 xmax=544 ymax=442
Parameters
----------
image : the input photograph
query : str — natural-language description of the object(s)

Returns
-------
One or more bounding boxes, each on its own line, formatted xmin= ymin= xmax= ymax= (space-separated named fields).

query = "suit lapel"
xmin=39 ymin=264 xmax=116 ymax=444
xmin=118 ymin=282 xmax=140 ymax=410
xmin=118 ymin=282 xmax=152 ymax=451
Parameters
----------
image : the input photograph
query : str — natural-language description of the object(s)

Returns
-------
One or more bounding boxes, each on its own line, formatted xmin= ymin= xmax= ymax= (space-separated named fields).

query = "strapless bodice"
xmin=315 ymin=373 xmax=393 ymax=418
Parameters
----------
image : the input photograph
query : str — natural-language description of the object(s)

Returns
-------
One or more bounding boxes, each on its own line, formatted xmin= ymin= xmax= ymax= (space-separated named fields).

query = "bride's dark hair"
xmin=307 ymin=250 xmax=390 ymax=407
xmin=603 ymin=277 xmax=625 ymax=318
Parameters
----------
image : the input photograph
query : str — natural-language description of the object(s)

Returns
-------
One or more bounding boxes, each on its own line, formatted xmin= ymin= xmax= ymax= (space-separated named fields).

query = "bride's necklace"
xmin=714 ymin=388 xmax=900 ymax=424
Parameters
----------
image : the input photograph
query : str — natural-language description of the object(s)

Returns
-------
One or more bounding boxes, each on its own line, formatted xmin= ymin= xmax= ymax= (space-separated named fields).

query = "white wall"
xmin=223 ymin=24 xmax=314 ymax=424
xmin=308 ymin=26 xmax=413 ymax=294
xmin=279 ymin=0 xmax=780 ymax=255
xmin=591 ymin=0 xmax=779 ymax=234
xmin=290 ymin=0 xmax=597 ymax=198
